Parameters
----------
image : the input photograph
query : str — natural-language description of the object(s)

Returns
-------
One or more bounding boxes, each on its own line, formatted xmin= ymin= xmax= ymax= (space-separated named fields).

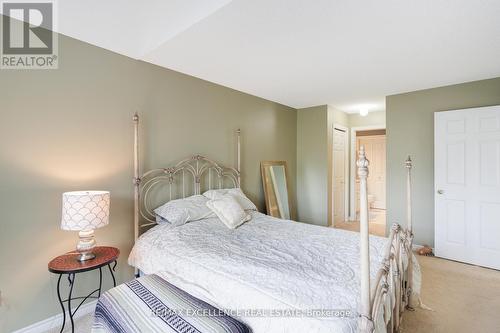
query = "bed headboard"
xmin=132 ymin=113 xmax=241 ymax=238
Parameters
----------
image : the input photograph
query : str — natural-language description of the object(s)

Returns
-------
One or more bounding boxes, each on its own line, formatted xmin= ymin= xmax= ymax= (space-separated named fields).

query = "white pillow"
xmin=154 ymin=195 xmax=215 ymax=227
xmin=155 ymin=214 xmax=170 ymax=224
xmin=203 ymin=188 xmax=257 ymax=211
xmin=206 ymin=196 xmax=251 ymax=229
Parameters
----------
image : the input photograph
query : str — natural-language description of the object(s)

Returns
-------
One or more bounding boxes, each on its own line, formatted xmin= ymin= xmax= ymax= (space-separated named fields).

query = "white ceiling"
xmin=4 ymin=0 xmax=500 ymax=111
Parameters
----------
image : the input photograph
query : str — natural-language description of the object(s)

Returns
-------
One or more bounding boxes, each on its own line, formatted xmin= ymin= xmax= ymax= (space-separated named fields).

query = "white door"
xmin=357 ymin=135 xmax=386 ymax=209
xmin=435 ymin=106 xmax=500 ymax=270
xmin=333 ymin=128 xmax=347 ymax=225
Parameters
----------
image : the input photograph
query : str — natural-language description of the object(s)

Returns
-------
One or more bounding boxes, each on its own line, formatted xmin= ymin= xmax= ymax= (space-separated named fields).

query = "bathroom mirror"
xmin=261 ymin=161 xmax=294 ymax=220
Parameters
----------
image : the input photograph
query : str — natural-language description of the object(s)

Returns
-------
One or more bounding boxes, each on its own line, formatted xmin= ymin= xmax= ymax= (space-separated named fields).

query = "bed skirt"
xmin=92 ymin=274 xmax=250 ymax=333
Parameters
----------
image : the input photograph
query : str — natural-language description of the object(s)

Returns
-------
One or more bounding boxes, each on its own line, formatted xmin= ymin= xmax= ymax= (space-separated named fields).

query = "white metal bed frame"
xmin=132 ymin=113 xmax=414 ymax=333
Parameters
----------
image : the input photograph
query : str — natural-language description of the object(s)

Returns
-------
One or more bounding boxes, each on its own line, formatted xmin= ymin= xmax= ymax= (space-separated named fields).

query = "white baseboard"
xmin=12 ymin=300 xmax=97 ymax=333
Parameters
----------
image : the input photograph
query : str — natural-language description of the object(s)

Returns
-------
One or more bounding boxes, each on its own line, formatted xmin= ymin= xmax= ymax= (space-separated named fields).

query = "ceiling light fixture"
xmin=360 ymin=108 xmax=369 ymax=117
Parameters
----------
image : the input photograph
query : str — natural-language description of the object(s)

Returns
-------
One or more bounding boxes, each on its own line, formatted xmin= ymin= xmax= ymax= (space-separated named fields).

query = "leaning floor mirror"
xmin=261 ymin=161 xmax=294 ymax=220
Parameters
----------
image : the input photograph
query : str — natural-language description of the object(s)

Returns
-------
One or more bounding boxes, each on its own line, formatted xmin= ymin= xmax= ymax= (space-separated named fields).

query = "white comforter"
xmin=129 ymin=212 xmax=389 ymax=333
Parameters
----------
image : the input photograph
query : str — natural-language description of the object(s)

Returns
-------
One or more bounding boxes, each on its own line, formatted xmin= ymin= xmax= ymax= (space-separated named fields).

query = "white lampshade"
xmin=61 ymin=191 xmax=110 ymax=231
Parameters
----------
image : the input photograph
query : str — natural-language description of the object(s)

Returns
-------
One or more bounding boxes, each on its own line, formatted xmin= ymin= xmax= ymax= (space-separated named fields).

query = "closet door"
xmin=333 ymin=128 xmax=347 ymax=225
xmin=435 ymin=106 xmax=500 ymax=270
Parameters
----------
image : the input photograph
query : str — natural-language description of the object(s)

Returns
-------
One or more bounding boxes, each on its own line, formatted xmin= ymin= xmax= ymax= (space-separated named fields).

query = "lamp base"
xmin=76 ymin=229 xmax=97 ymax=262
xmin=77 ymin=252 xmax=96 ymax=261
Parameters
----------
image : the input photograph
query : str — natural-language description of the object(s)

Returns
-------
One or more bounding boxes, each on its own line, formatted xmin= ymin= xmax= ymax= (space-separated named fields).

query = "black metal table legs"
xmin=56 ymin=261 xmax=117 ymax=333
xmin=56 ymin=274 xmax=66 ymax=333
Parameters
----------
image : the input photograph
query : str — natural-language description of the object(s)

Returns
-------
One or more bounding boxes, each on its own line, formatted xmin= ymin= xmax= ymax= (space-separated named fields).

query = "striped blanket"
xmin=92 ymin=274 xmax=250 ymax=333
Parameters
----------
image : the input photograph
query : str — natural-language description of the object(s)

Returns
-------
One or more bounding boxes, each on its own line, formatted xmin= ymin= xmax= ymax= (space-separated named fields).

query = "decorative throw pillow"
xmin=203 ymin=188 xmax=257 ymax=211
xmin=206 ymin=195 xmax=251 ymax=229
xmin=154 ymin=195 xmax=215 ymax=227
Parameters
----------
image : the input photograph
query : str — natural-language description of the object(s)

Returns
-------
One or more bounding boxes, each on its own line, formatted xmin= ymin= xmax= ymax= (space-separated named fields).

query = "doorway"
xmin=334 ymin=125 xmax=386 ymax=236
xmin=355 ymin=131 xmax=386 ymax=232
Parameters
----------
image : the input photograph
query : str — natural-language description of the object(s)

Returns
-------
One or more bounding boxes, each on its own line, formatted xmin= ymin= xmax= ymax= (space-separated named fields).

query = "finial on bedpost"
xmin=405 ymin=155 xmax=412 ymax=170
xmin=357 ymin=146 xmax=370 ymax=179
xmin=133 ymin=112 xmax=139 ymax=122
xmin=357 ymin=145 xmax=372 ymax=331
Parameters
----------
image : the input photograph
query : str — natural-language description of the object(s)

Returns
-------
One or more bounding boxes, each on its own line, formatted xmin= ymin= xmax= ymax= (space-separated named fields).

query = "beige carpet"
xmin=43 ymin=256 xmax=500 ymax=333
xmin=401 ymin=255 xmax=500 ymax=333
xmin=43 ymin=312 xmax=94 ymax=333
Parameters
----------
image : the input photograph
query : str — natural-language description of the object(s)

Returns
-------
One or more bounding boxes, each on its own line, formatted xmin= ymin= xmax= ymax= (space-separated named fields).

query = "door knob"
xmin=437 ymin=189 xmax=444 ymax=194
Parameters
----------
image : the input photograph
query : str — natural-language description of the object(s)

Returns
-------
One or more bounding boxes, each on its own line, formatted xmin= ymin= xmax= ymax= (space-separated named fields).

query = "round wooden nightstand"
xmin=48 ymin=246 xmax=119 ymax=333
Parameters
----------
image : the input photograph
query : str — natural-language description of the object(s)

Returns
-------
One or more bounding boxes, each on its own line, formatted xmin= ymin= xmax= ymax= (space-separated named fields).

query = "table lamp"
xmin=61 ymin=191 xmax=110 ymax=261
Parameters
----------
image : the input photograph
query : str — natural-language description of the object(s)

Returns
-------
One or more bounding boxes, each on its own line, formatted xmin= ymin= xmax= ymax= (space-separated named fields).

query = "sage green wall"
xmin=0 ymin=28 xmax=296 ymax=331
xmin=296 ymin=105 xmax=329 ymax=225
xmin=349 ymin=111 xmax=386 ymax=128
xmin=386 ymin=77 xmax=500 ymax=246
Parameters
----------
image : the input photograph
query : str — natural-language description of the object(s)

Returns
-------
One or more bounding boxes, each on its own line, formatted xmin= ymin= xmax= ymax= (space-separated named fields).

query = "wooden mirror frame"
xmin=260 ymin=161 xmax=294 ymax=220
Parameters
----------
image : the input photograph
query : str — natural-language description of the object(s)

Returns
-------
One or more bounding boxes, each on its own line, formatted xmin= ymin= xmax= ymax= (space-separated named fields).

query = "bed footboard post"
xmin=237 ymin=128 xmax=241 ymax=187
xmin=357 ymin=146 xmax=374 ymax=332
xmin=133 ymin=113 xmax=140 ymax=277
xmin=405 ymin=156 xmax=414 ymax=308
